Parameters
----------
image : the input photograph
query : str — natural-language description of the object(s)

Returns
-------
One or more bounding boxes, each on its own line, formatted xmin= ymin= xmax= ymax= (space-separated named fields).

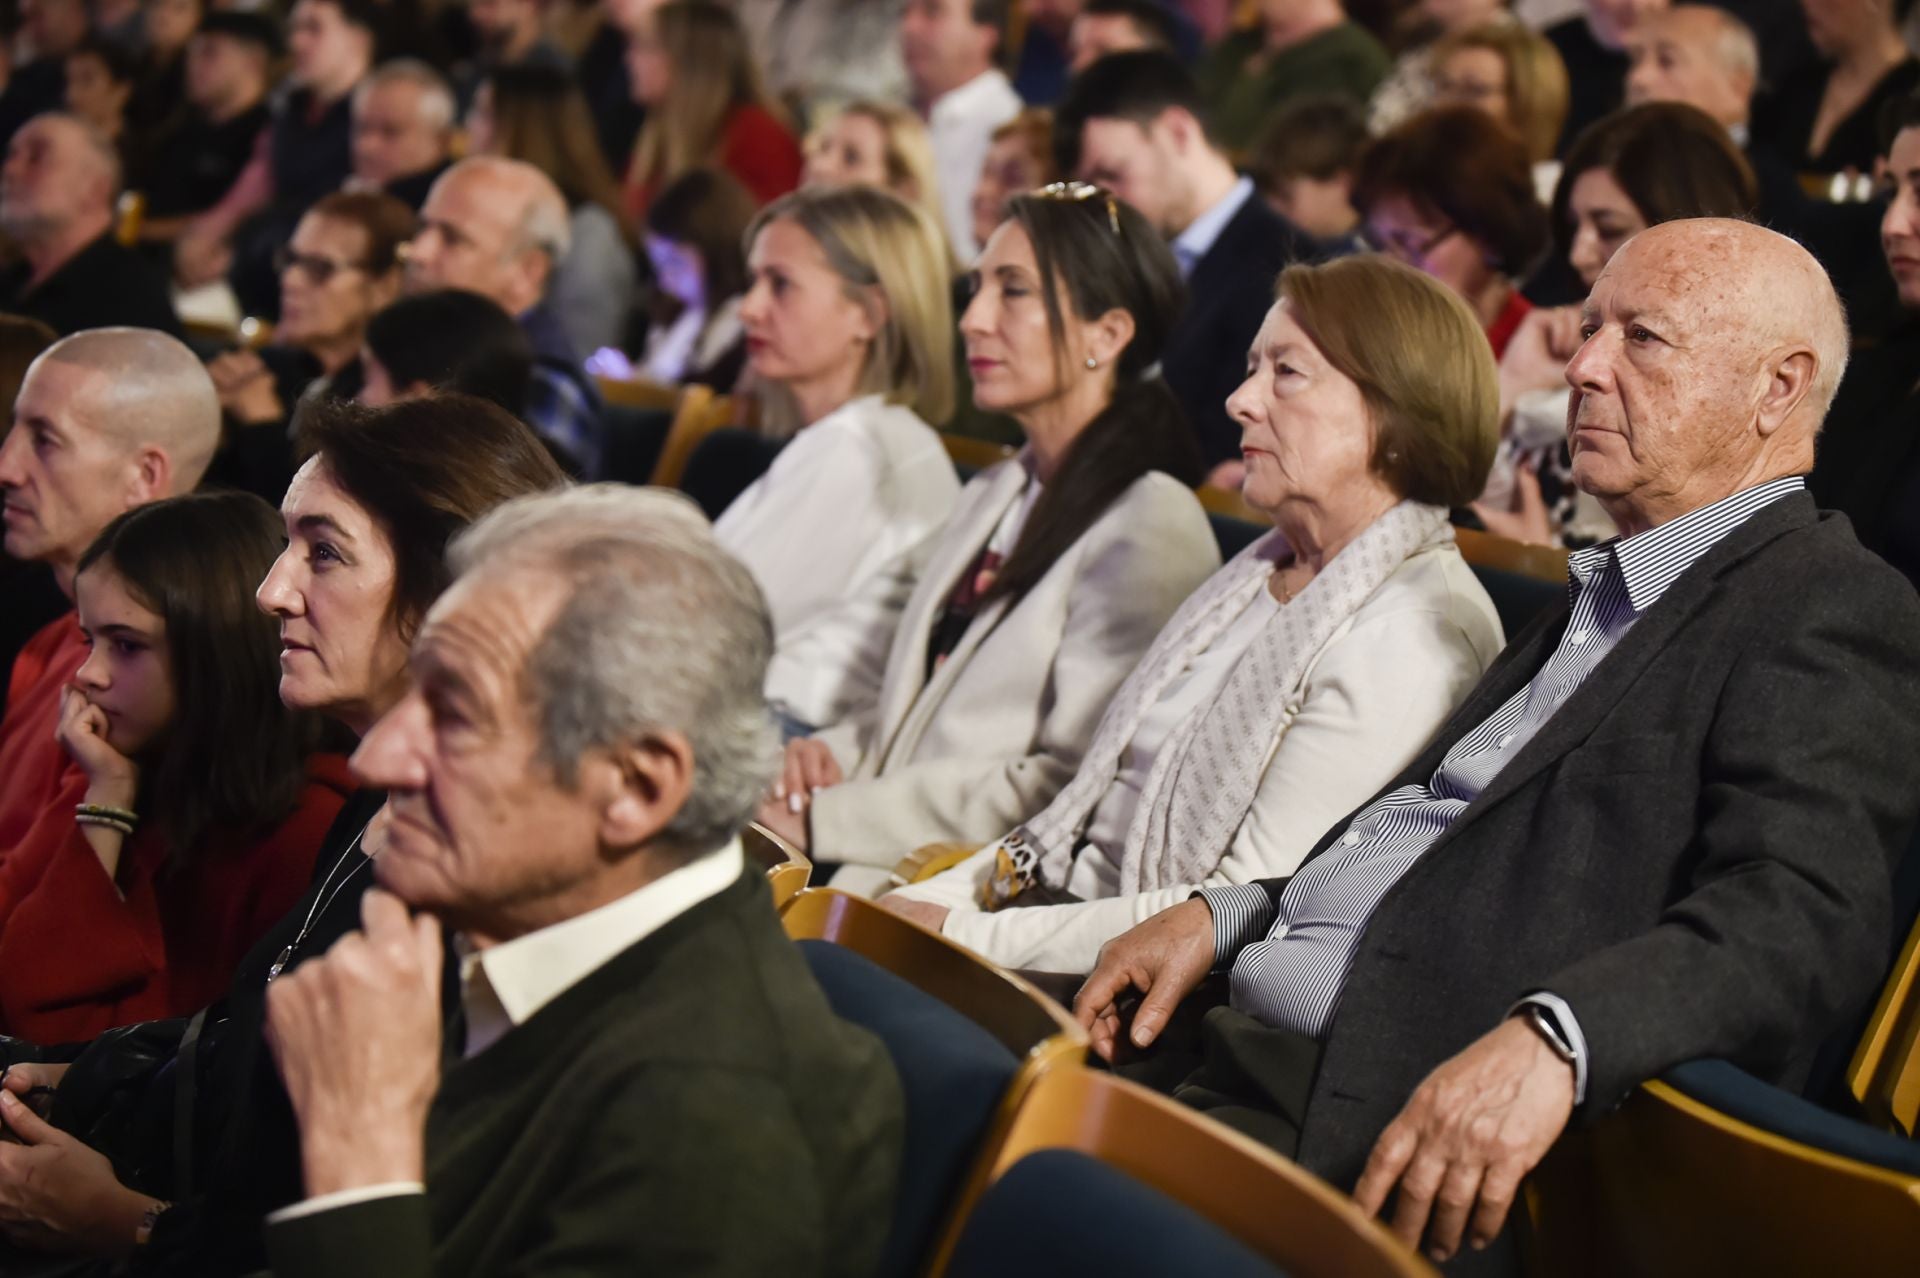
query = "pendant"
xmin=266 ymin=946 xmax=293 ymax=982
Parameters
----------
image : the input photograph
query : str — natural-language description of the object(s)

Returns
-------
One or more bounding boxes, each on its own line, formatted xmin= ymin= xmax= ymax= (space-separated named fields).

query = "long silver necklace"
xmin=265 ymin=825 xmax=372 ymax=982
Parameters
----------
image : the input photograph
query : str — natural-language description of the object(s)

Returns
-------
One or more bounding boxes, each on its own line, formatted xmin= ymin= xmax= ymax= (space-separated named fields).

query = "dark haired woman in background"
xmin=762 ymin=183 xmax=1219 ymax=893
xmin=359 ymin=288 xmax=536 ymax=414
xmin=633 ymin=167 xmax=755 ymax=387
xmin=0 ymin=492 xmax=349 ymax=1042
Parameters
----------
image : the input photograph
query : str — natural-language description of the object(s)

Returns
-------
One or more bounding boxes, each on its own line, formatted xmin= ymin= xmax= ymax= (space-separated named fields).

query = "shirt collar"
xmin=459 ymin=839 xmax=744 ymax=1054
xmin=929 ymin=68 xmax=1014 ymax=125
xmin=1171 ymin=176 xmax=1254 ymax=278
xmin=1566 ymin=476 xmax=1805 ymax=614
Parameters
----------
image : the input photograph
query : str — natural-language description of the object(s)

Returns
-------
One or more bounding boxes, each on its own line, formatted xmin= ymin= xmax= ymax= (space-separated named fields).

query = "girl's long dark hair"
xmin=984 ymin=190 xmax=1203 ymax=604
xmin=75 ymin=492 xmax=331 ymax=859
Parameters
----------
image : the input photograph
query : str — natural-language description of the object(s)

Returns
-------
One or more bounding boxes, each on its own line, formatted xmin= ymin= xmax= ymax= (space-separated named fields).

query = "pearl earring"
xmin=1085 ymin=356 xmax=1099 ymax=370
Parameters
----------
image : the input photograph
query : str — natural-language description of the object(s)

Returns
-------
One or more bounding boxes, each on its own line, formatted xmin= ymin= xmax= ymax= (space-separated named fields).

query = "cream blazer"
xmin=810 ymin=457 xmax=1220 ymax=887
xmin=889 ymin=543 xmax=1506 ymax=972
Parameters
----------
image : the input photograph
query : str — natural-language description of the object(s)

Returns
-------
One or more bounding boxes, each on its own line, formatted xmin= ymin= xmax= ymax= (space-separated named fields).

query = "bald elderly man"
xmin=0 ymin=114 xmax=181 ymax=335
xmin=0 ymin=328 xmax=220 ymax=858
xmin=1624 ymin=5 xmax=1757 ymax=138
xmin=1076 ymin=219 xmax=1920 ymax=1274
xmin=404 ymin=157 xmax=604 ymax=477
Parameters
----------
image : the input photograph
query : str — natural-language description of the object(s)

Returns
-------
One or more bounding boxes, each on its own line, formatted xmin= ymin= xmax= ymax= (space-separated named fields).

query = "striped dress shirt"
xmin=1201 ymin=477 xmax=1808 ymax=1101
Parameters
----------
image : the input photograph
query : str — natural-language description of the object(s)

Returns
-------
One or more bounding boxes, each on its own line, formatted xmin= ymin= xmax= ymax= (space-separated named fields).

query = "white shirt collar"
xmin=459 ymin=839 xmax=745 ymax=1057
xmin=929 ymin=66 xmax=1017 ymax=126
xmin=1171 ymin=176 xmax=1255 ymax=278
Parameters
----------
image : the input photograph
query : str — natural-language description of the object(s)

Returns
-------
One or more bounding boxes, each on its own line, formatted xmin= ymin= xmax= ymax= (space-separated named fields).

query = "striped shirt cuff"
xmin=1510 ymin=991 xmax=1589 ymax=1107
xmin=1197 ymin=883 xmax=1277 ymax=968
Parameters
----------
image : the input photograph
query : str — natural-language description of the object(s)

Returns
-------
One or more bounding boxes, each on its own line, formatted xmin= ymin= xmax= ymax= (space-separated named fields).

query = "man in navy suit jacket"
xmin=1055 ymin=50 xmax=1312 ymax=483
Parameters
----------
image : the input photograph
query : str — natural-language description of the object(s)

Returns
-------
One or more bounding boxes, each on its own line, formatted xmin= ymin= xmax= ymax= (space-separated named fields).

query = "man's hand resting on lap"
xmin=1073 ymin=897 xmax=1216 ymax=1062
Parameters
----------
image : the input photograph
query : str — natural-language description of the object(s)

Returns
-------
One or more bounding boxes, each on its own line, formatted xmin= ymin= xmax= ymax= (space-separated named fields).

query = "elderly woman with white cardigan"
xmin=713 ymin=186 xmax=962 ymax=734
xmin=881 ymin=255 xmax=1507 ymax=973
xmin=756 ymin=185 xmax=1220 ymax=892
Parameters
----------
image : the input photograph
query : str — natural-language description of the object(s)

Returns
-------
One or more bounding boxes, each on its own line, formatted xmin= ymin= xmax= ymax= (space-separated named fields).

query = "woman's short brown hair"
xmin=1354 ymin=105 xmax=1550 ymax=279
xmin=1277 ymin=254 xmax=1499 ymax=508
xmin=306 ymin=190 xmax=419 ymax=276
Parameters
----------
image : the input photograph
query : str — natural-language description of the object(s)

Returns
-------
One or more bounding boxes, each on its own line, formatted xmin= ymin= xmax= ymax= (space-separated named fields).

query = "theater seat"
xmin=600 ymin=404 xmax=670 ymax=487
xmin=678 ymin=428 xmax=784 ymax=520
xmin=797 ymin=940 xmax=1022 ymax=1278
xmin=945 ymin=1149 xmax=1288 ymax=1278
xmin=1467 ymin=562 xmax=1564 ymax=639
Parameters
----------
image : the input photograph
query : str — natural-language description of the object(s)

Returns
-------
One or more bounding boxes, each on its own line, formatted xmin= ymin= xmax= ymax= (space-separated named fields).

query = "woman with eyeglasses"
xmin=758 ymin=183 xmax=1218 ymax=893
xmin=203 ymin=191 xmax=417 ymax=505
xmin=1352 ymin=105 xmax=1549 ymax=360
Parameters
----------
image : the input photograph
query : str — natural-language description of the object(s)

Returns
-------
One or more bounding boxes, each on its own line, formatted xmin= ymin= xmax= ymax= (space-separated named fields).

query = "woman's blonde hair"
xmin=630 ymin=0 xmax=783 ymax=194
xmin=747 ymin=185 xmax=956 ymax=424
xmin=813 ymin=100 xmax=945 ymax=226
xmin=1277 ymin=254 xmax=1498 ymax=508
xmin=1432 ymin=22 xmax=1571 ymax=165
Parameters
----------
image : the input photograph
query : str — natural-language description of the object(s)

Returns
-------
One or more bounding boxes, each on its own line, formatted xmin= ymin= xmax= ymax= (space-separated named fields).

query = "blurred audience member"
xmin=623 ymin=0 xmax=802 ymax=215
xmin=348 ymin=59 xmax=455 ymax=210
xmin=0 ymin=492 xmax=349 ymax=1042
xmin=463 ymin=0 xmax=572 ymax=91
xmin=469 ymin=64 xmax=637 ymax=355
xmin=1544 ymin=0 xmax=1670 ymax=153
xmin=884 ymin=256 xmax=1504 ymax=971
xmin=1057 ymin=50 xmax=1311 ymax=480
xmin=0 ymin=315 xmax=63 ymax=692
xmin=406 ymin=156 xmax=604 ymax=476
xmin=358 ymin=288 xmax=536 ymax=413
xmin=1624 ymin=3 xmax=1757 ymax=138
xmin=141 ymin=12 xmax=276 ymax=240
xmin=763 ymin=185 xmax=1216 ymax=888
xmin=1429 ymin=21 xmax=1571 ymax=171
xmin=969 ymin=108 xmax=1055 ymax=253
xmin=0 ymin=329 xmax=218 ymax=870
xmin=0 ymin=0 xmax=90 ymax=147
xmin=1483 ymin=101 xmax=1756 ymax=546
xmin=901 ymin=0 xmax=1021 ymax=257
xmin=804 ymin=99 xmax=949 ymax=257
xmin=1752 ymin=0 xmax=1918 ymax=176
xmin=0 ymin=113 xmax=180 ymax=335
xmin=636 ymin=167 xmax=755 ymax=386
xmin=715 ymin=186 xmax=960 ymax=736
xmin=1809 ymin=94 xmax=1920 ymax=588
xmin=1013 ymin=0 xmax=1082 ymax=105
xmin=1354 ymin=106 xmax=1548 ymax=357
xmin=1249 ymin=94 xmax=1367 ymax=246
xmin=175 ymin=0 xmax=377 ymax=314
xmin=573 ymin=0 xmax=647 ymax=172
xmin=736 ymin=0 xmax=910 ymax=117
xmin=129 ymin=0 xmax=202 ymax=126
xmin=62 ymin=36 xmax=137 ymax=167
xmin=1068 ymin=0 xmax=1180 ymax=73
xmin=258 ymin=485 xmax=903 ymax=1278
xmin=1197 ymin=0 xmax=1389 ymax=153
xmin=205 ymin=190 xmax=414 ymax=502
xmin=1366 ymin=0 xmax=1509 ymax=134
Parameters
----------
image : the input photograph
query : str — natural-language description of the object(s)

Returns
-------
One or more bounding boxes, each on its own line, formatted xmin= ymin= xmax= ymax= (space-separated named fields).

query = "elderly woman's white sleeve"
xmin=928 ymin=605 xmax=1497 ymax=975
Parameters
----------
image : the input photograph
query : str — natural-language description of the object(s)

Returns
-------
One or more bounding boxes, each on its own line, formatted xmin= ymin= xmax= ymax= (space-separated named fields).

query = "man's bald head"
xmin=1624 ymin=6 xmax=1757 ymax=130
xmin=0 ymin=328 xmax=220 ymax=589
xmin=406 ymin=157 xmax=571 ymax=316
xmin=1567 ymin=218 xmax=1845 ymax=533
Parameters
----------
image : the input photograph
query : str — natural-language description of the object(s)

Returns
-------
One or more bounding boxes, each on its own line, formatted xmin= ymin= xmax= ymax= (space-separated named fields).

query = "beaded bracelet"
xmin=76 ymin=803 xmax=139 ymax=828
xmin=75 ymin=811 xmax=136 ymax=837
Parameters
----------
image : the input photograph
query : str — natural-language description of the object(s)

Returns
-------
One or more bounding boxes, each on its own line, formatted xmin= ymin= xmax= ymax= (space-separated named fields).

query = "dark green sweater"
xmin=1198 ymin=23 xmax=1390 ymax=153
xmin=265 ymin=870 xmax=903 ymax=1278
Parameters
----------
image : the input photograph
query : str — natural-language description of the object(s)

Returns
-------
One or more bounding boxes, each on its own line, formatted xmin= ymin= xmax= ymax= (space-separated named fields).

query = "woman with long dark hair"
xmin=760 ymin=183 xmax=1219 ymax=893
xmin=0 ymin=491 xmax=348 ymax=1042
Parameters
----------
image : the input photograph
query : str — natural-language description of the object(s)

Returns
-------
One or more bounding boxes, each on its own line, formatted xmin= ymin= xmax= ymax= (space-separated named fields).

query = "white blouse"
xmin=713 ymin=395 xmax=961 ymax=729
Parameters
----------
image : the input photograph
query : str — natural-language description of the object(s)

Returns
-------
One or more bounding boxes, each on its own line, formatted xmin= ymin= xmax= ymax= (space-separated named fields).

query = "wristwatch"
xmin=134 ymin=1200 xmax=171 ymax=1247
xmin=1520 ymin=1005 xmax=1578 ymax=1068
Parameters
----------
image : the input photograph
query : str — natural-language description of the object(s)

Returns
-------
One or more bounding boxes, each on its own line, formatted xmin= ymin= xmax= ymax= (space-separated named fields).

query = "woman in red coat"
xmin=0 ymin=491 xmax=349 ymax=1041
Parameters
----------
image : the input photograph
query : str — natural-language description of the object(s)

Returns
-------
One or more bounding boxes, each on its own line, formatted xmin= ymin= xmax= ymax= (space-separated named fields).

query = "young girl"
xmin=0 ymin=492 xmax=351 ymax=1041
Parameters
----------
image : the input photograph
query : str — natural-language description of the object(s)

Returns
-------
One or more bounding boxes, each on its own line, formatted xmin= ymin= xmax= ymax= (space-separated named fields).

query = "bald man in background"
xmin=1078 ymin=219 xmax=1920 ymax=1274
xmin=0 ymin=328 xmax=219 ymax=861
xmin=0 ymin=115 xmax=182 ymax=335
xmin=1624 ymin=5 xmax=1757 ymax=139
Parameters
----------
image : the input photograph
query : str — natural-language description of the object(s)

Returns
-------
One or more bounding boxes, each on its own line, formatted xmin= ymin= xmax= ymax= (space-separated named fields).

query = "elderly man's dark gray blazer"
xmin=1250 ymin=493 xmax=1920 ymax=1201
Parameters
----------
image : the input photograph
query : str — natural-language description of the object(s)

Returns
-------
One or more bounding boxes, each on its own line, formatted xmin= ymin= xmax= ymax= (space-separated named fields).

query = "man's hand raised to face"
xmin=1072 ymin=897 xmax=1216 ymax=1063
xmin=1354 ymin=1017 xmax=1576 ymax=1263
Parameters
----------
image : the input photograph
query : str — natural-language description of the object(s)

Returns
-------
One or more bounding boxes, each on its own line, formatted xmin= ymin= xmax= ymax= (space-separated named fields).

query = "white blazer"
xmin=890 ymin=542 xmax=1505 ymax=972
xmin=811 ymin=457 xmax=1220 ymax=888
xmin=714 ymin=396 xmax=961 ymax=730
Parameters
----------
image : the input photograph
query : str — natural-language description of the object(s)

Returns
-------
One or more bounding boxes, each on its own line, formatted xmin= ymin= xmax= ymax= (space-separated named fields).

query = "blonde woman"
xmin=882 ymin=256 xmax=1505 ymax=974
xmin=804 ymin=100 xmax=947 ymax=255
xmin=623 ymin=0 xmax=802 ymax=216
xmin=713 ymin=186 xmax=961 ymax=736
xmin=1430 ymin=22 xmax=1572 ymax=170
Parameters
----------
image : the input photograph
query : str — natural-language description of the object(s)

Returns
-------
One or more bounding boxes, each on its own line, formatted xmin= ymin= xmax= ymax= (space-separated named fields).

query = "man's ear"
xmin=130 ymin=445 xmax=174 ymax=502
xmin=596 ymin=730 xmax=696 ymax=852
xmin=1756 ymin=345 xmax=1817 ymax=438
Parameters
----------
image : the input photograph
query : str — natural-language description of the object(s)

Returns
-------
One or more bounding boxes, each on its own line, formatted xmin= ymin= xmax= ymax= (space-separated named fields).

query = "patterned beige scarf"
xmin=983 ymin=501 xmax=1453 ymax=905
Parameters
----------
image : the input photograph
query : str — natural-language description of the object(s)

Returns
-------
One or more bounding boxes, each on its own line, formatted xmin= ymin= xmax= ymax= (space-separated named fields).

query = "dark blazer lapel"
xmin=1420 ymin=493 xmax=1819 ymax=849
